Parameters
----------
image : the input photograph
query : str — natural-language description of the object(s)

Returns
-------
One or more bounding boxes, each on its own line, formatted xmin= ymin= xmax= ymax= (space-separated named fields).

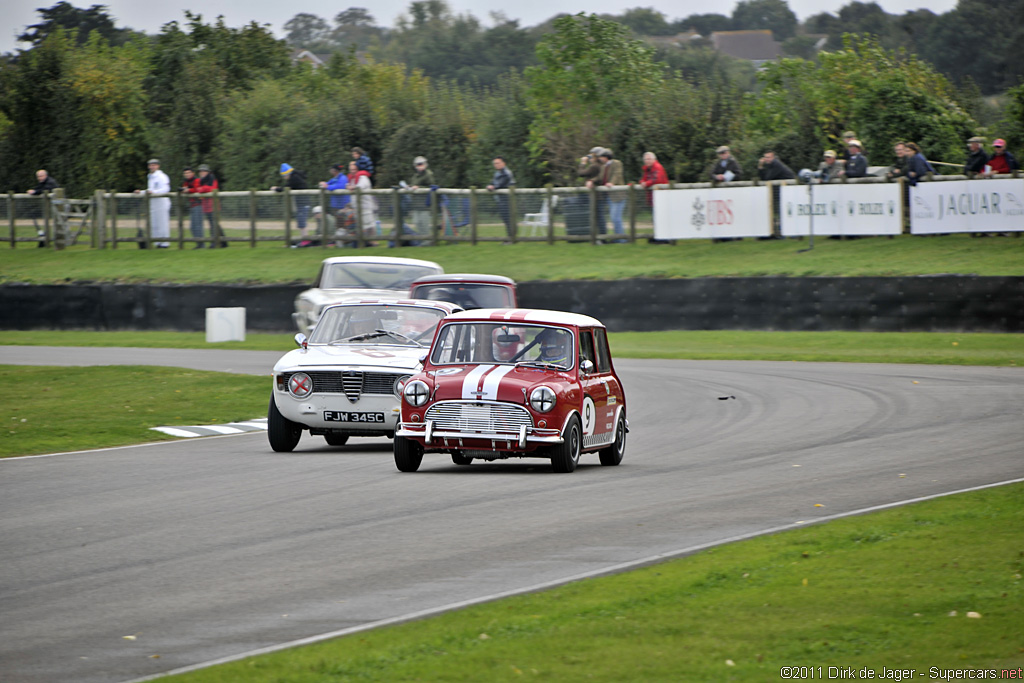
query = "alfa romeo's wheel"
xmin=451 ymin=452 xmax=473 ymax=466
xmin=599 ymin=413 xmax=626 ymax=466
xmin=394 ymin=435 xmax=424 ymax=472
xmin=324 ymin=433 xmax=349 ymax=447
xmin=268 ymin=396 xmax=302 ymax=452
xmin=550 ymin=415 xmax=582 ymax=473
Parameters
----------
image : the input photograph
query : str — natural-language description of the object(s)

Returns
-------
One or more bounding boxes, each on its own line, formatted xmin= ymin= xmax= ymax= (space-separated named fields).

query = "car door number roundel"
xmin=582 ymin=396 xmax=597 ymax=436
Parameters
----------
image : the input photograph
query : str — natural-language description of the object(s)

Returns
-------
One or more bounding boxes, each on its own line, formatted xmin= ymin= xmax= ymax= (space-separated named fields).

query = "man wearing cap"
xmin=272 ymin=163 xmax=310 ymax=241
xmin=138 ymin=159 xmax=171 ymax=248
xmin=838 ymin=131 xmax=857 ymax=162
xmin=964 ymin=137 xmax=989 ymax=176
xmin=842 ymin=140 xmax=868 ymax=178
xmin=818 ymin=150 xmax=843 ymax=183
xmin=408 ymin=156 xmax=436 ymax=236
xmin=987 ymin=139 xmax=1019 ymax=175
xmin=709 ymin=145 xmax=742 ymax=182
xmin=197 ymin=164 xmax=225 ymax=247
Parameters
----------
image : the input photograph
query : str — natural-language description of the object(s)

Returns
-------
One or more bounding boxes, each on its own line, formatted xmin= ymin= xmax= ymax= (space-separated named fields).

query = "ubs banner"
xmin=911 ymin=179 xmax=1024 ymax=234
xmin=653 ymin=186 xmax=772 ymax=240
xmin=780 ymin=183 xmax=902 ymax=237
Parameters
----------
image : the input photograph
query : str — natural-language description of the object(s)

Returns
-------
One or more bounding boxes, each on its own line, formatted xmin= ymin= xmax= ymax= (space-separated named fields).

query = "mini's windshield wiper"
xmin=515 ymin=360 xmax=568 ymax=370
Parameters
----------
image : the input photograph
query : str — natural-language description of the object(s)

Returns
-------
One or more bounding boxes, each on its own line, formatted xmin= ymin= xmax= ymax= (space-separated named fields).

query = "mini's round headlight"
xmin=404 ymin=380 xmax=430 ymax=407
xmin=288 ymin=372 xmax=313 ymax=398
xmin=394 ymin=375 xmax=412 ymax=399
xmin=529 ymin=386 xmax=556 ymax=413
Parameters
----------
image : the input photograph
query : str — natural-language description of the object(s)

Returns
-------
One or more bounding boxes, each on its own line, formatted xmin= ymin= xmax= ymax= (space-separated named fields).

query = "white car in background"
xmin=269 ymin=298 xmax=462 ymax=452
xmin=292 ymin=256 xmax=443 ymax=335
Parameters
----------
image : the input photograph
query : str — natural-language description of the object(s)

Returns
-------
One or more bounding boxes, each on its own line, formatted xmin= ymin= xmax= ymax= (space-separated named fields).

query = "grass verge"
xmin=1 ymin=234 xmax=1022 ymax=284
xmin=0 ymin=365 xmax=267 ymax=457
xmin=162 ymin=483 xmax=1024 ymax=682
xmin=1 ymin=330 xmax=1021 ymax=366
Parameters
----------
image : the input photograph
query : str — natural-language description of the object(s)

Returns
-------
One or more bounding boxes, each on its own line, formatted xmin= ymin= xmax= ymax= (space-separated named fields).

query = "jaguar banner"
xmin=910 ymin=179 xmax=1024 ymax=234
xmin=653 ymin=186 xmax=772 ymax=240
xmin=780 ymin=183 xmax=902 ymax=237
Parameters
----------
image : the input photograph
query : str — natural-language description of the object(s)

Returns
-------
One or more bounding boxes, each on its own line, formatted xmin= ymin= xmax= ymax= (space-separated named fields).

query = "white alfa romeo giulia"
xmin=269 ymin=298 xmax=461 ymax=452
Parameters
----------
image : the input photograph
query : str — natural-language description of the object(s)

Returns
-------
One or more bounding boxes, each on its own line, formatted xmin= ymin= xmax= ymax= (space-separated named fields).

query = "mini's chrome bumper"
xmin=397 ymin=421 xmax=563 ymax=448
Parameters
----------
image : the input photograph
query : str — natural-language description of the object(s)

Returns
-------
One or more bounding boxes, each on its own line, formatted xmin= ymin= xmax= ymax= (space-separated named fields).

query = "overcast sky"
xmin=1 ymin=0 xmax=958 ymax=54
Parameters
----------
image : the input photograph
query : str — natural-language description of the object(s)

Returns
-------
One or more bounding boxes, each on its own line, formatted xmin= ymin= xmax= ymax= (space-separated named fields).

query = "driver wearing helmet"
xmin=537 ymin=328 xmax=570 ymax=366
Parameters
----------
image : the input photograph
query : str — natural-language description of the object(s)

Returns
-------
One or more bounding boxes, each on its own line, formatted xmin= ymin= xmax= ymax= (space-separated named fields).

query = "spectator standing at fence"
xmin=578 ymin=147 xmax=608 ymax=234
xmin=709 ymin=146 xmax=742 ymax=182
xmin=964 ymin=137 xmax=989 ymax=176
xmin=272 ymin=163 xmax=311 ymax=243
xmin=319 ymin=164 xmax=350 ymax=236
xmin=197 ymin=164 xmax=225 ymax=248
xmin=181 ymin=167 xmax=205 ymax=248
xmin=757 ymin=150 xmax=795 ymax=181
xmin=408 ymin=156 xmax=436 ymax=236
xmin=639 ymin=152 xmax=668 ymax=205
xmin=486 ymin=156 xmax=516 ymax=242
xmin=838 ymin=131 xmax=857 ymax=161
xmin=904 ymin=142 xmax=935 ymax=186
xmin=599 ymin=149 xmax=626 ymax=242
xmin=27 ymin=169 xmax=59 ymax=196
xmin=842 ymin=140 xmax=868 ymax=178
xmin=987 ymin=139 xmax=1020 ymax=175
xmin=348 ymin=160 xmax=377 ymax=244
xmin=351 ymin=147 xmax=374 ymax=177
xmin=886 ymin=142 xmax=909 ymax=181
xmin=136 ymin=158 xmax=171 ymax=248
xmin=818 ymin=151 xmax=843 ymax=182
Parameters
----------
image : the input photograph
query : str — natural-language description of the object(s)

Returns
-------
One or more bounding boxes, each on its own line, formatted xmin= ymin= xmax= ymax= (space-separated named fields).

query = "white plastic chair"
xmin=521 ymin=196 xmax=557 ymax=236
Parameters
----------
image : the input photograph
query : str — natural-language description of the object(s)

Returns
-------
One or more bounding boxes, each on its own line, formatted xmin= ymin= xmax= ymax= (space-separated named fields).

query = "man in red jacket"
xmin=197 ymin=164 xmax=226 ymax=247
xmin=640 ymin=152 xmax=668 ymax=206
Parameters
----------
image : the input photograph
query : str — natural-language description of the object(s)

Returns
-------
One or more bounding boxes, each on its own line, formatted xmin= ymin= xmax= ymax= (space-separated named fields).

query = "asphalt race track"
xmin=1 ymin=348 xmax=1022 ymax=683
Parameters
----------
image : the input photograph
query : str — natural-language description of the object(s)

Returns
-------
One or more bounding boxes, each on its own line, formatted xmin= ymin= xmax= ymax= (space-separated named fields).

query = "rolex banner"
xmin=653 ymin=186 xmax=772 ymax=240
xmin=780 ymin=183 xmax=902 ymax=237
xmin=910 ymin=179 xmax=1024 ymax=234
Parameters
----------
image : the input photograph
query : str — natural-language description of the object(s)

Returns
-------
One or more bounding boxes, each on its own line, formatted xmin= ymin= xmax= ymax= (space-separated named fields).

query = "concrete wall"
xmin=1 ymin=277 xmax=1020 ymax=333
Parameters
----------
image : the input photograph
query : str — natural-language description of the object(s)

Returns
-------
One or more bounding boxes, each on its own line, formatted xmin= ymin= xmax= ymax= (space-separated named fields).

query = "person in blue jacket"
xmin=320 ymin=164 xmax=350 ymax=242
xmin=904 ymin=142 xmax=935 ymax=186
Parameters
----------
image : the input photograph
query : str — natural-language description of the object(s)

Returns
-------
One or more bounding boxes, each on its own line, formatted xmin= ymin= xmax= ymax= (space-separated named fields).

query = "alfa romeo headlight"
xmin=529 ymin=386 xmax=556 ymax=413
xmin=394 ymin=375 xmax=412 ymax=399
xmin=288 ymin=372 xmax=313 ymax=398
xmin=404 ymin=380 xmax=430 ymax=407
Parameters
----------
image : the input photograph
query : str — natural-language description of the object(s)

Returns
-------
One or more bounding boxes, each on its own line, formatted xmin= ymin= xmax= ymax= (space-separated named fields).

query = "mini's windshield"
xmin=323 ymin=262 xmax=438 ymax=290
xmin=430 ymin=323 xmax=574 ymax=370
xmin=309 ymin=305 xmax=445 ymax=346
xmin=413 ymin=283 xmax=513 ymax=310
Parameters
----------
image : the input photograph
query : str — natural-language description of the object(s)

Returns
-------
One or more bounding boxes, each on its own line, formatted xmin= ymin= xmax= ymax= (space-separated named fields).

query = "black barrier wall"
xmin=0 ymin=278 xmax=1021 ymax=333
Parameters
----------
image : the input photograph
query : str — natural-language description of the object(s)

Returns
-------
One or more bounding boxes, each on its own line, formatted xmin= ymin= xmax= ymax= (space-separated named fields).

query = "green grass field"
xmin=1 ymin=234 xmax=1022 ymax=284
xmin=161 ymin=482 xmax=1024 ymax=682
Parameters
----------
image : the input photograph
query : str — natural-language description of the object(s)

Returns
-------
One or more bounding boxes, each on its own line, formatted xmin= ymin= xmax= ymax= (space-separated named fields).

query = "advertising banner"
xmin=910 ymin=179 xmax=1024 ymax=234
xmin=653 ymin=186 xmax=772 ymax=240
xmin=780 ymin=183 xmax=902 ymax=237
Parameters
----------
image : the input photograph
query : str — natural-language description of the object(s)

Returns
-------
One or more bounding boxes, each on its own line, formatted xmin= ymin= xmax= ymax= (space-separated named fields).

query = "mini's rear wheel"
xmin=599 ymin=413 xmax=626 ymax=466
xmin=394 ymin=435 xmax=424 ymax=472
xmin=268 ymin=396 xmax=302 ymax=452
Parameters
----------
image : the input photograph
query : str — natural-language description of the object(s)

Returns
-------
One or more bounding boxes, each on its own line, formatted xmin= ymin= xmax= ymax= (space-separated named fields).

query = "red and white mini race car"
xmin=394 ymin=308 xmax=628 ymax=473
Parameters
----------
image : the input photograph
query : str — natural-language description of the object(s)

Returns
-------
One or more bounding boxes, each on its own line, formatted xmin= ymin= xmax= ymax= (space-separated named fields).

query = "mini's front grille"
xmin=425 ymin=401 xmax=533 ymax=434
xmin=281 ymin=371 xmax=400 ymax=402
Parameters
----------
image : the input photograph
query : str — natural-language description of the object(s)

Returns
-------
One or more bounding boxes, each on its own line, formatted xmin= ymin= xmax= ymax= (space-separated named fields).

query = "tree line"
xmin=0 ymin=2 xmax=1021 ymax=199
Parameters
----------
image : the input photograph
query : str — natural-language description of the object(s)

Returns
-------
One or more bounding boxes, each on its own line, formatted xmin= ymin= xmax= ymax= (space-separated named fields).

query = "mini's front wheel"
xmin=550 ymin=415 xmax=582 ymax=473
xmin=394 ymin=435 xmax=424 ymax=472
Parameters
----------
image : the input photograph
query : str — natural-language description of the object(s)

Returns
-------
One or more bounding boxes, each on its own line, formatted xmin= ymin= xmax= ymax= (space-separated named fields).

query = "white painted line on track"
xmin=1 ymin=429 xmax=267 ymax=461
xmin=150 ymin=427 xmax=202 ymax=438
xmin=123 ymin=475 xmax=1024 ymax=683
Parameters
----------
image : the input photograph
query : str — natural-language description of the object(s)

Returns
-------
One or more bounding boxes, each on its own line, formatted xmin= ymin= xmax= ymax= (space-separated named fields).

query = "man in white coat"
xmin=143 ymin=158 xmax=171 ymax=247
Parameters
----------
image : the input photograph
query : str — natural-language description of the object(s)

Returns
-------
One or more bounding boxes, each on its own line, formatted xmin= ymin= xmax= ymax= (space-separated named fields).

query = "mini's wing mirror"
xmin=581 ymin=359 xmax=595 ymax=374
xmin=295 ymin=333 xmax=308 ymax=350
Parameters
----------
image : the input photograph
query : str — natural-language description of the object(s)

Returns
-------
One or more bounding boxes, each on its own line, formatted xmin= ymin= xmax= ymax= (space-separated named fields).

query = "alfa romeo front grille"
xmin=425 ymin=401 xmax=533 ymax=434
xmin=281 ymin=371 xmax=401 ymax=402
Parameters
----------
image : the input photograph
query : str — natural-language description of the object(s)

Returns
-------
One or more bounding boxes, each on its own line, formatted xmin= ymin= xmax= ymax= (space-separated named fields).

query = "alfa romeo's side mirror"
xmin=295 ymin=333 xmax=308 ymax=349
